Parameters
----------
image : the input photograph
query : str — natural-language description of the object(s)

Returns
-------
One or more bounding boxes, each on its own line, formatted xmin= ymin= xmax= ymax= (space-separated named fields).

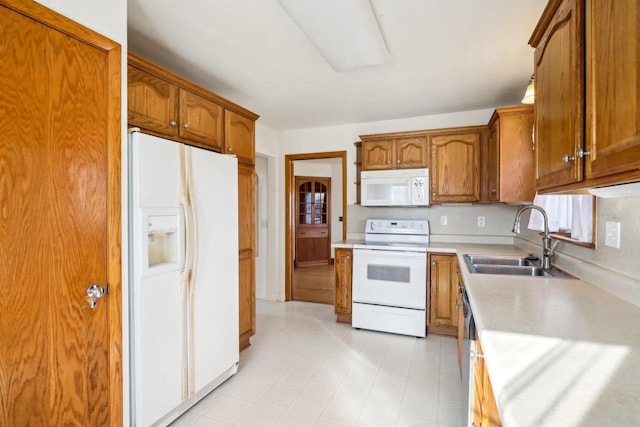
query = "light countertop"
xmin=330 ymin=239 xmax=362 ymax=249
xmin=433 ymin=243 xmax=640 ymax=427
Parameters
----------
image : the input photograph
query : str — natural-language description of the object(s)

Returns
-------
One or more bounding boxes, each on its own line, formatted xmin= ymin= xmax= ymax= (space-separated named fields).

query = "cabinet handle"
xmin=578 ymin=148 xmax=591 ymax=158
xmin=346 ymin=256 xmax=350 ymax=260
xmin=432 ymin=192 xmax=436 ymax=196
xmin=459 ymin=285 xmax=464 ymax=293
xmin=397 ymin=159 xmax=400 ymax=164
xmin=455 ymin=300 xmax=462 ymax=309
xmin=228 ymin=147 xmax=234 ymax=152
xmin=169 ymin=120 xmax=177 ymax=126
xmin=491 ymin=189 xmax=497 ymax=193
xmin=387 ymin=160 xmax=391 ymax=164
xmin=432 ymin=261 xmax=436 ymax=266
xmin=182 ymin=122 xmax=189 ymax=129
xmin=562 ymin=154 xmax=575 ymax=163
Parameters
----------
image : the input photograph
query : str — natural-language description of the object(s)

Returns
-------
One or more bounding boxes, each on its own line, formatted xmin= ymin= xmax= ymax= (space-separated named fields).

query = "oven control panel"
xmin=365 ymin=219 xmax=429 ymax=235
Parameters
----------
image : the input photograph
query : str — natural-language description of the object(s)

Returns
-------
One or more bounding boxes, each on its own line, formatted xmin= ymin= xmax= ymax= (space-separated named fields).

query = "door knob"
xmin=182 ymin=122 xmax=189 ymax=129
xmin=562 ymin=154 xmax=575 ymax=163
xmin=169 ymin=120 xmax=177 ymax=126
xmin=86 ymin=284 xmax=107 ymax=309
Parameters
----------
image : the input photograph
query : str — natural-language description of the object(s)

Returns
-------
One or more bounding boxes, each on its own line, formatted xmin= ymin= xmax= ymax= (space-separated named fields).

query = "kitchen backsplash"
xmin=347 ymin=203 xmax=520 ymax=243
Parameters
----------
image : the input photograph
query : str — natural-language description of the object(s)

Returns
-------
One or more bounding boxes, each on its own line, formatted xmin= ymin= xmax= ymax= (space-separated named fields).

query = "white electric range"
xmin=352 ymin=219 xmax=429 ymax=337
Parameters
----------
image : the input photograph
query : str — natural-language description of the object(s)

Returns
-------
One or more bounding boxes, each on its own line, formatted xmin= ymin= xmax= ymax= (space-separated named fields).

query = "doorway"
xmin=285 ymin=152 xmax=347 ymax=302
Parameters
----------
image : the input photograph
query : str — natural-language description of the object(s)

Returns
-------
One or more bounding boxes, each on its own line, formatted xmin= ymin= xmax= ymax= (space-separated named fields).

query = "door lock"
xmin=86 ymin=284 xmax=107 ymax=309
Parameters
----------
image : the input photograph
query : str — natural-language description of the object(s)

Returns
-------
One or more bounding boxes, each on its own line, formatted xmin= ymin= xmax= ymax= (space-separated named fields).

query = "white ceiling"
xmin=128 ymin=0 xmax=547 ymax=131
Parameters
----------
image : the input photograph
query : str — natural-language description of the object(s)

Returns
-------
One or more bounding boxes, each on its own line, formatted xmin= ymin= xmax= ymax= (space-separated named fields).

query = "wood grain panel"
xmin=179 ymin=88 xmax=224 ymax=150
xmin=225 ymin=110 xmax=255 ymax=165
xmin=362 ymin=140 xmax=393 ymax=170
xmin=238 ymin=165 xmax=255 ymax=350
xmin=334 ymin=248 xmax=352 ymax=320
xmin=430 ymin=133 xmax=481 ymax=202
xmin=428 ymin=254 xmax=458 ymax=328
xmin=395 ymin=137 xmax=428 ymax=168
xmin=128 ymin=65 xmax=179 ymax=135
xmin=585 ymin=0 xmax=640 ymax=179
xmin=532 ymin=0 xmax=584 ymax=189
xmin=0 ymin=2 xmax=119 ymax=424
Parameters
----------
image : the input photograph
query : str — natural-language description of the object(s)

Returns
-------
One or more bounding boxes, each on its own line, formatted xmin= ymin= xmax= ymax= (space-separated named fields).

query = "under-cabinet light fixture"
xmin=521 ymin=74 xmax=535 ymax=104
xmin=276 ymin=0 xmax=389 ymax=72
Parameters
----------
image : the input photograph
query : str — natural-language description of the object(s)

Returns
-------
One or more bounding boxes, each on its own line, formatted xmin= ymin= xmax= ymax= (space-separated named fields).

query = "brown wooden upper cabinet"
xmin=430 ymin=130 xmax=482 ymax=203
xmin=488 ymin=106 xmax=535 ymax=203
xmin=225 ymin=110 xmax=255 ymax=165
xmin=361 ymin=136 xmax=428 ymax=170
xmin=530 ymin=0 xmax=640 ymax=192
xmin=128 ymin=64 xmax=224 ymax=151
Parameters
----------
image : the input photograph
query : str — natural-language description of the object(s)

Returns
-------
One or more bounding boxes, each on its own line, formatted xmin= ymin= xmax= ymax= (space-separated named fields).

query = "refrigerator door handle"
xmin=185 ymin=147 xmax=198 ymax=396
xmin=179 ymin=145 xmax=191 ymax=400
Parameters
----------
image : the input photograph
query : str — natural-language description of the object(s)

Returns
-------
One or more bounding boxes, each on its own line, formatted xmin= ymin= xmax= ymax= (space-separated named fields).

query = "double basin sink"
xmin=464 ymin=254 xmax=576 ymax=279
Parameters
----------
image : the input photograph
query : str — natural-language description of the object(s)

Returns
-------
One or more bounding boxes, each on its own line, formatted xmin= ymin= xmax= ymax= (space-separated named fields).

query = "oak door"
xmin=532 ymin=0 xmax=584 ymax=190
xmin=128 ymin=65 xmax=179 ymax=136
xmin=238 ymin=164 xmax=256 ymax=350
xmin=334 ymin=248 xmax=353 ymax=317
xmin=395 ymin=137 xmax=428 ymax=169
xmin=0 ymin=2 xmax=121 ymax=425
xmin=178 ymin=88 xmax=224 ymax=150
xmin=362 ymin=140 xmax=394 ymax=170
xmin=225 ymin=110 xmax=256 ymax=165
xmin=585 ymin=0 xmax=640 ymax=180
xmin=430 ymin=132 xmax=481 ymax=202
xmin=428 ymin=254 xmax=459 ymax=330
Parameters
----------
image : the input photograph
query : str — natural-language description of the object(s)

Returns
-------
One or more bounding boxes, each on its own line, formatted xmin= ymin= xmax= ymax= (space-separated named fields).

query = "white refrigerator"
xmin=128 ymin=130 xmax=239 ymax=426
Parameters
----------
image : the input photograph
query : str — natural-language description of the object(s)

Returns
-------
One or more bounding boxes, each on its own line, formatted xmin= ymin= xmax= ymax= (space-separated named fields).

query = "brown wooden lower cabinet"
xmin=238 ymin=251 xmax=255 ymax=351
xmin=238 ymin=165 xmax=256 ymax=351
xmin=334 ymin=248 xmax=353 ymax=323
xmin=427 ymin=253 xmax=459 ymax=336
xmin=472 ymin=339 xmax=502 ymax=427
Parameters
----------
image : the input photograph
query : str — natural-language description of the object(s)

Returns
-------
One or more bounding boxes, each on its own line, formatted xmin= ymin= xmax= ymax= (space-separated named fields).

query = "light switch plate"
xmin=477 ymin=216 xmax=485 ymax=227
xmin=440 ymin=215 xmax=448 ymax=226
xmin=605 ymin=221 xmax=621 ymax=248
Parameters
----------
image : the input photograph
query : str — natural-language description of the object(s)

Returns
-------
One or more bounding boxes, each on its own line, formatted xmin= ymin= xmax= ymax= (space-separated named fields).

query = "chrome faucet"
xmin=512 ymin=205 xmax=560 ymax=269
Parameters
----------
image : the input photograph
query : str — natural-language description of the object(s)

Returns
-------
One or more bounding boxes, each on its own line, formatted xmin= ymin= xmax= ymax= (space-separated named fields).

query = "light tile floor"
xmin=170 ymin=300 xmax=465 ymax=427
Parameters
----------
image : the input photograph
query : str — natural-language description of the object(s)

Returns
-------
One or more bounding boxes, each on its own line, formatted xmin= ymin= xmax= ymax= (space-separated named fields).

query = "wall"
xmin=34 ymin=0 xmax=129 ymax=422
xmin=516 ymin=196 xmax=640 ymax=305
xmin=255 ymin=122 xmax=283 ymax=301
xmin=255 ymin=155 xmax=269 ymax=300
xmin=260 ymin=108 xmax=503 ymax=300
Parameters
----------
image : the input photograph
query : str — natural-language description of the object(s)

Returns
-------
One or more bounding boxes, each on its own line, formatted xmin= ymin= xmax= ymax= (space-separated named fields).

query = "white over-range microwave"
xmin=361 ymin=168 xmax=429 ymax=206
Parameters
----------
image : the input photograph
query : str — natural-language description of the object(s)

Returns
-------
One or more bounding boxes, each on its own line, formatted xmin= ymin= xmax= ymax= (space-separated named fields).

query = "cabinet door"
xmin=488 ymin=121 xmax=500 ymax=202
xmin=585 ymin=0 xmax=640 ymax=180
xmin=533 ymin=0 xmax=584 ymax=190
xmin=178 ymin=89 xmax=224 ymax=150
xmin=238 ymin=165 xmax=256 ymax=350
xmin=334 ymin=248 xmax=353 ymax=316
xmin=498 ymin=109 xmax=535 ymax=202
xmin=396 ymin=137 xmax=428 ymax=168
xmin=430 ymin=133 xmax=481 ymax=202
xmin=128 ymin=65 xmax=179 ymax=136
xmin=472 ymin=340 xmax=503 ymax=427
xmin=429 ymin=254 xmax=458 ymax=328
xmin=362 ymin=140 xmax=394 ymax=170
xmin=225 ymin=110 xmax=256 ymax=165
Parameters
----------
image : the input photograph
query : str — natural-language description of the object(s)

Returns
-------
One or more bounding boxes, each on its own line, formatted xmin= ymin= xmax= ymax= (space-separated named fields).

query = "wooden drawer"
xmin=297 ymin=228 xmax=329 ymax=238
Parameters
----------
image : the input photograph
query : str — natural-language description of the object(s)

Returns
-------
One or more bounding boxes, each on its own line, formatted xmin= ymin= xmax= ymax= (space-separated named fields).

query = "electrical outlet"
xmin=477 ymin=216 xmax=485 ymax=227
xmin=440 ymin=215 xmax=448 ymax=226
xmin=605 ymin=221 xmax=621 ymax=248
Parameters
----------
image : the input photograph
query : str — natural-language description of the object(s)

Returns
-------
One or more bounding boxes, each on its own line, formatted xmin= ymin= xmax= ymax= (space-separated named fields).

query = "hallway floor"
xmin=170 ymin=300 xmax=464 ymax=427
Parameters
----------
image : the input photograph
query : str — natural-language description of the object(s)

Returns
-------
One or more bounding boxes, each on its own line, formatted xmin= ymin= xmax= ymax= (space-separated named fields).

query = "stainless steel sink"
xmin=464 ymin=255 xmax=536 ymax=267
xmin=463 ymin=254 xmax=576 ymax=279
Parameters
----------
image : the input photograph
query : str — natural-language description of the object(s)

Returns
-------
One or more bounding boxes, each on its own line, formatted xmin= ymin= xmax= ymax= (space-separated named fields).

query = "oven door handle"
xmin=354 ymin=249 xmax=427 ymax=258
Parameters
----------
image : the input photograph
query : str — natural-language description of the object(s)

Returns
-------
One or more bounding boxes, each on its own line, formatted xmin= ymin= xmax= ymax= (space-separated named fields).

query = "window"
xmin=528 ymin=194 xmax=596 ymax=247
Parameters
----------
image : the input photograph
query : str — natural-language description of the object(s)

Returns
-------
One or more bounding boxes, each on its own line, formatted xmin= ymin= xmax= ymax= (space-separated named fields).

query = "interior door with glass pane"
xmin=295 ymin=176 xmax=331 ymax=266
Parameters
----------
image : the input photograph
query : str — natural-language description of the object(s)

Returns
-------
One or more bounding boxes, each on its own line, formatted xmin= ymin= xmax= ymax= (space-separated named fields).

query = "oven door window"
xmin=367 ymin=264 xmax=410 ymax=283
